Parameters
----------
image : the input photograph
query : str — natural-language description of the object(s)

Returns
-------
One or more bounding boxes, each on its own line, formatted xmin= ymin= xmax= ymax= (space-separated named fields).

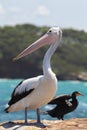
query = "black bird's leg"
xmin=36 ymin=108 xmax=41 ymax=123
xmin=61 ymin=115 xmax=64 ymax=120
xmin=25 ymin=107 xmax=28 ymax=123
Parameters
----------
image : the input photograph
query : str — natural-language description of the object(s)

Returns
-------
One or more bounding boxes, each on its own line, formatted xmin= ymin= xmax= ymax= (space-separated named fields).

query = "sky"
xmin=0 ymin=0 xmax=87 ymax=31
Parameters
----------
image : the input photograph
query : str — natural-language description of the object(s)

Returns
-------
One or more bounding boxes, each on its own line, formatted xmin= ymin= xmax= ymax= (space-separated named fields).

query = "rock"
xmin=64 ymin=72 xmax=87 ymax=81
xmin=77 ymin=72 xmax=87 ymax=81
xmin=0 ymin=118 xmax=87 ymax=130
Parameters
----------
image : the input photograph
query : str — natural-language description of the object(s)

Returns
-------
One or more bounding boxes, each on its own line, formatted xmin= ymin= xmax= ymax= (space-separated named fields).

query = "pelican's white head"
xmin=47 ymin=27 xmax=62 ymax=40
xmin=13 ymin=27 xmax=62 ymax=61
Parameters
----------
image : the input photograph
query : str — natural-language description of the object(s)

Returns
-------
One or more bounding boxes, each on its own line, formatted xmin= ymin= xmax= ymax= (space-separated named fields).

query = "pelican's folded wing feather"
xmin=8 ymin=76 xmax=43 ymax=105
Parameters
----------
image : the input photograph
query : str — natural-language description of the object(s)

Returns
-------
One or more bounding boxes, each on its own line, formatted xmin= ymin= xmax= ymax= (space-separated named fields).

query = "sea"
xmin=0 ymin=79 xmax=87 ymax=123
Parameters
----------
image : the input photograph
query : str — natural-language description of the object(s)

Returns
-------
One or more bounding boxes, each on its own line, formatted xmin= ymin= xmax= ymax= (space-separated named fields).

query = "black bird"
xmin=46 ymin=91 xmax=83 ymax=120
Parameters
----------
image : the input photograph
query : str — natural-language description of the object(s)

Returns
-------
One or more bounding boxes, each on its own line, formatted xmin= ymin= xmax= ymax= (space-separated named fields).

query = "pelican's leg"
xmin=25 ymin=107 xmax=28 ymax=124
xmin=36 ymin=108 xmax=41 ymax=123
xmin=36 ymin=108 xmax=46 ymax=128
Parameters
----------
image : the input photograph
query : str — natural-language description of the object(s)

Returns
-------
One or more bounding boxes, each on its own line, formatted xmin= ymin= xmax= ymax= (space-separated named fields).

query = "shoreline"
xmin=0 ymin=118 xmax=87 ymax=130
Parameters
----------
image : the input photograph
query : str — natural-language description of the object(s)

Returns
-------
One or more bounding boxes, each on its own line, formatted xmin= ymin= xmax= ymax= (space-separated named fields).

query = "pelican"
xmin=5 ymin=27 xmax=62 ymax=124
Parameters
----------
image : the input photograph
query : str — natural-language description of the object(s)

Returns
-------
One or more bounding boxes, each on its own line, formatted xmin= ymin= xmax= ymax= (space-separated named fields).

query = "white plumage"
xmin=5 ymin=27 xmax=62 ymax=123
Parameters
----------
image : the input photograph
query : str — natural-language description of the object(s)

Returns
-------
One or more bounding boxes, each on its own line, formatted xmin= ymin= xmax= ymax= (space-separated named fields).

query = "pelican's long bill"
xmin=13 ymin=33 xmax=56 ymax=61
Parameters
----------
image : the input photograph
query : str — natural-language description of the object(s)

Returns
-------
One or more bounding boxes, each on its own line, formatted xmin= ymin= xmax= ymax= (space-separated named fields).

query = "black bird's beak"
xmin=76 ymin=92 xmax=84 ymax=96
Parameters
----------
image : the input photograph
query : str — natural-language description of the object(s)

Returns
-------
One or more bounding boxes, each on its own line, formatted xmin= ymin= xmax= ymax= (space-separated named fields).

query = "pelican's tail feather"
xmin=4 ymin=105 xmax=10 ymax=113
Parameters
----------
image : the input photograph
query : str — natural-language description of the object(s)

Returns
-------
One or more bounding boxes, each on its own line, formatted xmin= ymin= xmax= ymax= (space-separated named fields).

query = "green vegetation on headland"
xmin=0 ymin=24 xmax=87 ymax=80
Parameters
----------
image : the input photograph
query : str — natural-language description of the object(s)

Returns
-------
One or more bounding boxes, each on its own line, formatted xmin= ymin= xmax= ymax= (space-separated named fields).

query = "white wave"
xmin=10 ymin=84 xmax=16 ymax=88
xmin=84 ymin=82 xmax=87 ymax=87
xmin=80 ymin=102 xmax=87 ymax=107
xmin=70 ymin=80 xmax=80 ymax=84
xmin=0 ymin=78 xmax=8 ymax=82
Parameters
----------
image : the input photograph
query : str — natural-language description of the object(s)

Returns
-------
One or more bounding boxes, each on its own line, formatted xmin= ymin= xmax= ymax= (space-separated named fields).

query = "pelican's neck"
xmin=43 ymin=39 xmax=59 ymax=78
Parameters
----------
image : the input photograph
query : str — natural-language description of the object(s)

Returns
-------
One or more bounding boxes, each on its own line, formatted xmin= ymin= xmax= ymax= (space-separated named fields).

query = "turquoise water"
xmin=0 ymin=79 xmax=87 ymax=122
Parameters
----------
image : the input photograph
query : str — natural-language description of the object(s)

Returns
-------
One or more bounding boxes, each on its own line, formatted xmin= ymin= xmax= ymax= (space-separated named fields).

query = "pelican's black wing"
xmin=7 ymin=76 xmax=42 ymax=106
xmin=8 ymin=80 xmax=34 ymax=105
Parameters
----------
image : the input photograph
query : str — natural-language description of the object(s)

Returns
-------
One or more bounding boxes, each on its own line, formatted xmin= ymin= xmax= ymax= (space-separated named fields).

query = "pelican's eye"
xmin=49 ymin=30 xmax=52 ymax=32
xmin=47 ymin=29 xmax=52 ymax=34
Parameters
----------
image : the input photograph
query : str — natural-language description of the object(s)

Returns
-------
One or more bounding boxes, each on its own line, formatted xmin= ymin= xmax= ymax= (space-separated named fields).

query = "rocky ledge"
xmin=0 ymin=118 xmax=87 ymax=130
xmin=62 ymin=72 xmax=87 ymax=81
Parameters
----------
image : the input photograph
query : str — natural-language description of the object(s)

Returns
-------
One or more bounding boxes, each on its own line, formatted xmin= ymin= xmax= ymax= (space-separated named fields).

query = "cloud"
xmin=36 ymin=5 xmax=50 ymax=16
xmin=0 ymin=4 xmax=5 ymax=15
xmin=10 ymin=6 xmax=21 ymax=13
